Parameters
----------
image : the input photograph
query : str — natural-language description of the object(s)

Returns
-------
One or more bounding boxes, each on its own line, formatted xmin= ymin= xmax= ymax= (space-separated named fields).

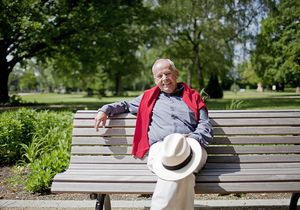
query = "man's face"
xmin=152 ymin=61 xmax=178 ymax=94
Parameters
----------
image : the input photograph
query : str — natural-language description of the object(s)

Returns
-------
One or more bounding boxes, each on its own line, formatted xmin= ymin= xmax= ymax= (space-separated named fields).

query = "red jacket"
xmin=132 ymin=83 xmax=206 ymax=159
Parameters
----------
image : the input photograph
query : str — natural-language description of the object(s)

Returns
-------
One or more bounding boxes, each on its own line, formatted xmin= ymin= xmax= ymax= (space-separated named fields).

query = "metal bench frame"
xmin=51 ymin=110 xmax=300 ymax=210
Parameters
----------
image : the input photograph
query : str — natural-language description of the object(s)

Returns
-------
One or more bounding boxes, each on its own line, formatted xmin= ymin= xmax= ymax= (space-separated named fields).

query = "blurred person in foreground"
xmin=95 ymin=58 xmax=213 ymax=210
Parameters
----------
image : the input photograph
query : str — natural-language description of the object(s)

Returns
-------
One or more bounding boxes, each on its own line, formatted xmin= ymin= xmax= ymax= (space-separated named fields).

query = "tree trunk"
xmin=192 ymin=43 xmax=204 ymax=90
xmin=115 ymin=74 xmax=122 ymax=96
xmin=0 ymin=65 xmax=10 ymax=103
xmin=0 ymin=40 xmax=11 ymax=103
xmin=187 ymin=68 xmax=192 ymax=87
xmin=196 ymin=57 xmax=204 ymax=90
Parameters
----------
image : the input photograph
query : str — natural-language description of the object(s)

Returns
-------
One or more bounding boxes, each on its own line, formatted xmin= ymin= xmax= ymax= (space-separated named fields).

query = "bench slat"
xmin=73 ymin=118 xmax=300 ymax=127
xmin=71 ymin=145 xmax=300 ymax=155
xmin=70 ymin=155 xmax=146 ymax=164
xmin=67 ymin=163 xmax=300 ymax=170
xmin=207 ymin=145 xmax=300 ymax=154
xmin=74 ymin=119 xmax=136 ymax=127
xmin=206 ymin=155 xmax=300 ymax=163
xmin=59 ymin=168 xmax=300 ymax=177
xmin=52 ymin=174 xmax=300 ymax=183
xmin=72 ymin=137 xmax=133 ymax=145
xmin=213 ymin=127 xmax=300 ymax=135
xmin=74 ymin=111 xmax=300 ymax=119
xmin=72 ymin=128 xmax=135 ymax=136
xmin=51 ymin=182 xmax=300 ymax=194
xmin=51 ymin=182 xmax=155 ymax=194
xmin=198 ymin=169 xmax=300 ymax=175
xmin=72 ymin=127 xmax=300 ymax=136
xmin=71 ymin=136 xmax=300 ymax=146
xmin=70 ymin=154 xmax=300 ymax=164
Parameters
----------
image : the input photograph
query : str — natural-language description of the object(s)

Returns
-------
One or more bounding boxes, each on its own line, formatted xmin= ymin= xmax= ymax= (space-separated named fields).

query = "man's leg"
xmin=147 ymin=142 xmax=207 ymax=210
xmin=150 ymin=174 xmax=195 ymax=210
xmin=147 ymin=141 xmax=207 ymax=210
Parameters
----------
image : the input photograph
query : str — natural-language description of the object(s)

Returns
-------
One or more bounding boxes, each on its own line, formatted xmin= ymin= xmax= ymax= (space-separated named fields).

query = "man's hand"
xmin=95 ymin=111 xmax=108 ymax=131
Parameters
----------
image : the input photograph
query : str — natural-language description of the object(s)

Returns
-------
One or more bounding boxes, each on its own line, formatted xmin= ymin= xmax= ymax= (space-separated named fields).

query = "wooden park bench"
xmin=51 ymin=109 xmax=300 ymax=210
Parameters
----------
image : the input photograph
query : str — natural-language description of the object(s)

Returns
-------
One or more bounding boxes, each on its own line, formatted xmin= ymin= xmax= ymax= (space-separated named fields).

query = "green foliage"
xmin=1 ymin=0 xmax=155 ymax=102
xmin=252 ymin=0 xmax=300 ymax=88
xmin=237 ymin=60 xmax=260 ymax=87
xmin=0 ymin=109 xmax=37 ymax=163
xmin=26 ymin=147 xmax=70 ymax=193
xmin=226 ymin=99 xmax=245 ymax=110
xmin=230 ymin=83 xmax=240 ymax=93
xmin=19 ymin=69 xmax=38 ymax=91
xmin=8 ymin=95 xmax=25 ymax=106
xmin=156 ymin=0 xmax=263 ymax=89
xmin=0 ymin=108 xmax=72 ymax=193
xmin=200 ymin=88 xmax=210 ymax=103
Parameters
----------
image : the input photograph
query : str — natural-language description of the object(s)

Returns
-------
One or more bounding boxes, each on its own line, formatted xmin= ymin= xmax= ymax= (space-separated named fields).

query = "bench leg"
xmin=289 ymin=193 xmax=300 ymax=210
xmin=94 ymin=194 xmax=111 ymax=210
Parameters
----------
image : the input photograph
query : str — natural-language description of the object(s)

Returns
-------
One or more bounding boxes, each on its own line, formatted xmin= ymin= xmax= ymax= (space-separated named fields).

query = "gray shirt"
xmin=99 ymin=86 xmax=213 ymax=147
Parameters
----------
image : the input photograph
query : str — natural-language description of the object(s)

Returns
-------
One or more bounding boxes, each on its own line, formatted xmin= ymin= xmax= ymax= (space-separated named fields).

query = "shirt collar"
xmin=161 ymin=83 xmax=184 ymax=97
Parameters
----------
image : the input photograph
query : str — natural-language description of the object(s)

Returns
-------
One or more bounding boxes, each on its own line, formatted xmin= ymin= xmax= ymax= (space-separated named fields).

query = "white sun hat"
xmin=152 ymin=133 xmax=206 ymax=181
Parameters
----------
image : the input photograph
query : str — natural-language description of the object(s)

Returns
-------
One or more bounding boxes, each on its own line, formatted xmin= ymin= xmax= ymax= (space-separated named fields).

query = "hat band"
xmin=162 ymin=151 xmax=193 ymax=171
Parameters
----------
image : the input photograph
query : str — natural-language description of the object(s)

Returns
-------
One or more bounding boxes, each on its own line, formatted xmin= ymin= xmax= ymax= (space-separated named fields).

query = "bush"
xmin=205 ymin=74 xmax=223 ymax=99
xmin=0 ymin=109 xmax=37 ymax=163
xmin=0 ymin=108 xmax=73 ymax=193
xmin=26 ymin=147 xmax=70 ymax=192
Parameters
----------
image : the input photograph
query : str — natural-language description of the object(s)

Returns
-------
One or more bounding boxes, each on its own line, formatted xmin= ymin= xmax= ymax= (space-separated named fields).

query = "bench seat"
xmin=51 ymin=110 xmax=300 ymax=210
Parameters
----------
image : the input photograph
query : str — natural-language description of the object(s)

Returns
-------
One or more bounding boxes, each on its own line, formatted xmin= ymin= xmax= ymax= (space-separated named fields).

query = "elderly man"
xmin=95 ymin=58 xmax=213 ymax=210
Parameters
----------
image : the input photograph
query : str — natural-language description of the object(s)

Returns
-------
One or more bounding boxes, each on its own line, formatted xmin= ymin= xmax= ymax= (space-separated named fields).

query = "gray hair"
xmin=166 ymin=59 xmax=177 ymax=71
xmin=152 ymin=58 xmax=177 ymax=72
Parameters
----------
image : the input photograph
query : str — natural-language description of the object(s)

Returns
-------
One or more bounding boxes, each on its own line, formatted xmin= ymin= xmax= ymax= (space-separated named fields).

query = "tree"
xmin=237 ymin=60 xmax=260 ymax=87
xmin=19 ymin=69 xmax=38 ymax=92
xmin=154 ymin=0 xmax=264 ymax=91
xmin=1 ymin=0 xmax=75 ymax=102
xmin=0 ymin=0 xmax=153 ymax=102
xmin=251 ymin=0 xmax=300 ymax=90
xmin=206 ymin=74 xmax=223 ymax=98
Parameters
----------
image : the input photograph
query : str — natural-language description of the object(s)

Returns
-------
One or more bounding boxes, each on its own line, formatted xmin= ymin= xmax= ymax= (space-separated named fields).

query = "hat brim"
xmin=152 ymin=137 xmax=203 ymax=181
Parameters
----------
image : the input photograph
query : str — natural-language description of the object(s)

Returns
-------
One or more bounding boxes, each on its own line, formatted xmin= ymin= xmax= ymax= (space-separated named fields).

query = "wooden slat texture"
xmin=67 ymin=162 xmax=300 ymax=170
xmin=70 ymin=155 xmax=146 ymax=164
xmin=206 ymin=145 xmax=300 ymax=154
xmin=51 ymin=109 xmax=300 ymax=196
xmin=52 ymin=182 xmax=300 ymax=194
xmin=74 ymin=119 xmax=136 ymax=127
xmin=52 ymin=174 xmax=300 ymax=183
xmin=71 ymin=136 xmax=300 ymax=146
xmin=72 ymin=127 xmax=300 ymax=136
xmin=209 ymin=112 xmax=300 ymax=118
xmin=72 ymin=128 xmax=135 ymax=136
xmin=73 ymin=118 xmax=300 ymax=127
xmin=213 ymin=127 xmax=300 ymax=135
xmin=57 ymin=168 xmax=300 ymax=176
xmin=206 ymin=155 xmax=300 ymax=163
xmin=72 ymin=137 xmax=133 ymax=145
xmin=74 ymin=110 xmax=300 ymax=119
xmin=195 ymin=182 xmax=300 ymax=193
xmin=212 ymin=136 xmax=300 ymax=145
xmin=71 ymin=145 xmax=300 ymax=155
xmin=69 ymin=154 xmax=300 ymax=164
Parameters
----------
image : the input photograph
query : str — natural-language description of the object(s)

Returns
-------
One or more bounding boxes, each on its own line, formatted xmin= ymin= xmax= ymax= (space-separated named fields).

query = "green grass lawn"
xmin=18 ymin=89 xmax=300 ymax=110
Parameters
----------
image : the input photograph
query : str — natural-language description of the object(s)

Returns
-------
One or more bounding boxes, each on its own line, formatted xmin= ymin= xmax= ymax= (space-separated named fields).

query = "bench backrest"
xmin=71 ymin=110 xmax=300 ymax=165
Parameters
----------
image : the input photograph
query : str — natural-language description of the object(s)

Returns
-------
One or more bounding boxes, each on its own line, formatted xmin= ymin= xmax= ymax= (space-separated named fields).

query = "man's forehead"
xmin=153 ymin=60 xmax=172 ymax=72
